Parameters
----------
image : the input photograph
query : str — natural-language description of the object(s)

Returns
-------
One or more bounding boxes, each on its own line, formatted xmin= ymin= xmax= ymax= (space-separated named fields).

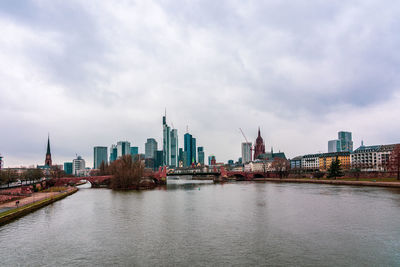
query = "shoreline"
xmin=253 ymin=178 xmax=400 ymax=188
xmin=0 ymin=187 xmax=78 ymax=226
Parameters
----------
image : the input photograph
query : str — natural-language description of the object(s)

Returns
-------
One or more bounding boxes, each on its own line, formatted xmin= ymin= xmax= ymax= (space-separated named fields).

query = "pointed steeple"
xmin=46 ymin=134 xmax=51 ymax=155
xmin=45 ymin=134 xmax=52 ymax=166
xmin=254 ymin=127 xmax=266 ymax=159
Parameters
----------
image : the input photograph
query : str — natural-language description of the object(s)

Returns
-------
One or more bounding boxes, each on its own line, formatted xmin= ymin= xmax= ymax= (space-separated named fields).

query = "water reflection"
xmin=165 ymin=178 xmax=214 ymax=190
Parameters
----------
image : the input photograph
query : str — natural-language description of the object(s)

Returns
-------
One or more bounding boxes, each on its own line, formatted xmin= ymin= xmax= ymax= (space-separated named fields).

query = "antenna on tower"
xmin=186 ymin=125 xmax=189 ymax=133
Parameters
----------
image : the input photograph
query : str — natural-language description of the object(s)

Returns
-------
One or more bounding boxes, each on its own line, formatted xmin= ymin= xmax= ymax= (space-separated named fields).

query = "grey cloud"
xmin=1 ymin=0 xmax=400 ymax=166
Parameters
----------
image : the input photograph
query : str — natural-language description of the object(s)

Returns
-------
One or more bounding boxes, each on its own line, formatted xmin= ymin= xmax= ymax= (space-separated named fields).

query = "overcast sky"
xmin=1 ymin=0 xmax=400 ymax=168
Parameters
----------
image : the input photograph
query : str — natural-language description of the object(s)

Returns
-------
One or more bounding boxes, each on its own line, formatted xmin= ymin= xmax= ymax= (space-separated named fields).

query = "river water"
xmin=1 ymin=180 xmax=400 ymax=266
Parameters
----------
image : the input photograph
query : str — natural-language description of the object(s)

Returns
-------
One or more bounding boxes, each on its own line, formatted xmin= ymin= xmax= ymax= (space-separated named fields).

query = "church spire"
xmin=45 ymin=134 xmax=52 ymax=166
xmin=254 ymin=127 xmax=266 ymax=160
xmin=46 ymin=134 xmax=51 ymax=155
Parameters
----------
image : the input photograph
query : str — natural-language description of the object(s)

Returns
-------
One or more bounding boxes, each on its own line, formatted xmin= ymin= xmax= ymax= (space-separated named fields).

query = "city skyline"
xmin=1 ymin=1 xmax=400 ymax=167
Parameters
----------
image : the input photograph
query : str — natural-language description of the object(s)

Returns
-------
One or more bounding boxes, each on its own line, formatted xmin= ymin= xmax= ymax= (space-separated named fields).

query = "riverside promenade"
xmin=253 ymin=178 xmax=400 ymax=188
xmin=0 ymin=187 xmax=78 ymax=226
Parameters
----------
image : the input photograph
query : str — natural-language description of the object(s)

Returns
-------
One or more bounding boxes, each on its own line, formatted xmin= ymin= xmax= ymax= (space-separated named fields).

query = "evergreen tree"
xmin=327 ymin=156 xmax=343 ymax=179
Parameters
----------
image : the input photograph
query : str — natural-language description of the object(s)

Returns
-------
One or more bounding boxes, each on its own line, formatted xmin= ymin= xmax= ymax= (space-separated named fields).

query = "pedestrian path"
xmin=0 ymin=192 xmax=59 ymax=210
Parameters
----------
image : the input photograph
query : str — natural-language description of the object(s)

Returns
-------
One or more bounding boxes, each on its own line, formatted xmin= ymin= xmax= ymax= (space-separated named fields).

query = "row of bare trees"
xmin=0 ymin=168 xmax=44 ymax=186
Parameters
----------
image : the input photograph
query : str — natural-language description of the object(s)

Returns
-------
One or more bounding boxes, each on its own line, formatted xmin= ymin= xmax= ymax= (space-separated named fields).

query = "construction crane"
xmin=239 ymin=128 xmax=253 ymax=162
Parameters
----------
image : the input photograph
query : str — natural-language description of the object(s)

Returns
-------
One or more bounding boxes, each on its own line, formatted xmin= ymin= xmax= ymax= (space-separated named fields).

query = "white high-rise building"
xmin=241 ymin=142 xmax=252 ymax=163
xmin=73 ymin=156 xmax=86 ymax=176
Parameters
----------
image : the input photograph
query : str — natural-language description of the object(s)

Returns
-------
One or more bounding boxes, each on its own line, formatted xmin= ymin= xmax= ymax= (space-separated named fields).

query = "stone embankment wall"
xmin=254 ymin=178 xmax=400 ymax=188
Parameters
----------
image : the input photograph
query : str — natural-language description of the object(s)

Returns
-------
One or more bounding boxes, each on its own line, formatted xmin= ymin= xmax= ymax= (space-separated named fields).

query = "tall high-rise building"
xmin=64 ymin=162 xmax=73 ymax=175
xmin=198 ymin=147 xmax=205 ymax=165
xmin=45 ymin=135 xmax=52 ymax=166
xmin=94 ymin=146 xmax=108 ymax=169
xmin=155 ymin=150 xmax=163 ymax=170
xmin=241 ymin=142 xmax=252 ymax=163
xmin=0 ymin=154 xmax=3 ymax=170
xmin=178 ymin=148 xmax=184 ymax=165
xmin=184 ymin=133 xmax=194 ymax=167
xmin=253 ymin=128 xmax=266 ymax=160
xmin=328 ymin=140 xmax=341 ymax=153
xmin=191 ymin=137 xmax=196 ymax=165
xmin=109 ymin=144 xmax=117 ymax=163
xmin=145 ymin=138 xmax=158 ymax=159
xmin=163 ymin=112 xmax=171 ymax=166
xmin=170 ymin=129 xmax=178 ymax=167
xmin=130 ymin=146 xmax=139 ymax=157
xmin=182 ymin=151 xmax=188 ymax=167
xmin=117 ymin=141 xmax=131 ymax=158
xmin=338 ymin=131 xmax=353 ymax=152
xmin=162 ymin=111 xmax=179 ymax=167
xmin=72 ymin=156 xmax=85 ymax=176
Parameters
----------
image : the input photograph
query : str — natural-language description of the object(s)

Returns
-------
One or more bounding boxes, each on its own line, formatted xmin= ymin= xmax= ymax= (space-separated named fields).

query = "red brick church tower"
xmin=253 ymin=127 xmax=265 ymax=160
xmin=45 ymin=135 xmax=52 ymax=166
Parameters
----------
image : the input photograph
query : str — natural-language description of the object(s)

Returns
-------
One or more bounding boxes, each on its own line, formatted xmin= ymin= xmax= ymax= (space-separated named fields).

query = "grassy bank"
xmin=0 ymin=187 xmax=78 ymax=226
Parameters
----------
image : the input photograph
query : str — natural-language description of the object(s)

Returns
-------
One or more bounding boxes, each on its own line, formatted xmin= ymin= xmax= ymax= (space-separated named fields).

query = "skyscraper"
xmin=109 ymin=144 xmax=117 ymax=163
xmin=198 ymin=147 xmax=205 ymax=165
xmin=338 ymin=131 xmax=353 ymax=152
xmin=170 ymin=129 xmax=178 ymax=167
xmin=145 ymin=138 xmax=158 ymax=159
xmin=130 ymin=146 xmax=139 ymax=157
xmin=64 ymin=162 xmax=73 ymax=175
xmin=0 ymin=155 xmax=3 ymax=170
xmin=163 ymin=112 xmax=171 ymax=166
xmin=155 ymin=150 xmax=163 ymax=170
xmin=241 ymin=142 xmax=252 ymax=163
xmin=117 ymin=141 xmax=131 ymax=158
xmin=183 ymin=133 xmax=196 ymax=167
xmin=328 ymin=140 xmax=341 ymax=153
xmin=94 ymin=146 xmax=108 ymax=169
xmin=191 ymin=137 xmax=196 ymax=165
xmin=45 ymin=135 xmax=52 ymax=166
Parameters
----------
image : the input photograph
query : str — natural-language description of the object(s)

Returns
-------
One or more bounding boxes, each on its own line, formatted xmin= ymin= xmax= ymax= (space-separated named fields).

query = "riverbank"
xmin=0 ymin=187 xmax=78 ymax=226
xmin=253 ymin=178 xmax=400 ymax=188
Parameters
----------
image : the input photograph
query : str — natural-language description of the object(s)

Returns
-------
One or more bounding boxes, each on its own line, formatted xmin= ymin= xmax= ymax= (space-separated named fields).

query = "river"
xmin=1 ymin=180 xmax=400 ymax=266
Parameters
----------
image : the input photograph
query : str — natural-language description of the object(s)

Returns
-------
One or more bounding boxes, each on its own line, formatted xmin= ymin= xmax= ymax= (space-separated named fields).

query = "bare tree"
xmin=25 ymin=168 xmax=44 ymax=182
xmin=0 ymin=169 xmax=18 ymax=187
xmin=271 ymin=158 xmax=290 ymax=179
xmin=99 ymin=161 xmax=109 ymax=176
xmin=110 ymin=155 xmax=144 ymax=189
xmin=50 ymin=166 xmax=64 ymax=179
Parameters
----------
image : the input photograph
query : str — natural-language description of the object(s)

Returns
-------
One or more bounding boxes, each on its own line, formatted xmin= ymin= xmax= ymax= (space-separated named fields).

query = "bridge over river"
xmin=52 ymin=167 xmax=278 ymax=187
